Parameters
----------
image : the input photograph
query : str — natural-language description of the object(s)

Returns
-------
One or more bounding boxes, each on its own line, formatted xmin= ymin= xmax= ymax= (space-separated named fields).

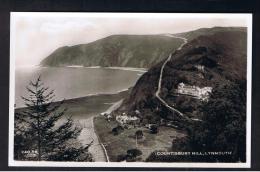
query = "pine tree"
xmin=14 ymin=76 xmax=93 ymax=161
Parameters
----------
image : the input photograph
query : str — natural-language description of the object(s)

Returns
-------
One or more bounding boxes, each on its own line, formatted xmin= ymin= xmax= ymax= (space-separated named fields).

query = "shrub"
xmin=150 ymin=125 xmax=158 ymax=134
xmin=127 ymin=148 xmax=142 ymax=158
xmin=112 ymin=125 xmax=124 ymax=135
xmin=135 ymin=130 xmax=144 ymax=139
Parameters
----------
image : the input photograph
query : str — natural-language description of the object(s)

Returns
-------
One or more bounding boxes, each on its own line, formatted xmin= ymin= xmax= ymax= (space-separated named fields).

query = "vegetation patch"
xmin=94 ymin=116 xmax=186 ymax=162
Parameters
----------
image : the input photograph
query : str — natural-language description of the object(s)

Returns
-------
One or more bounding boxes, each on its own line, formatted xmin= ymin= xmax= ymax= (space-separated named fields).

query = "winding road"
xmin=155 ymin=34 xmax=200 ymax=121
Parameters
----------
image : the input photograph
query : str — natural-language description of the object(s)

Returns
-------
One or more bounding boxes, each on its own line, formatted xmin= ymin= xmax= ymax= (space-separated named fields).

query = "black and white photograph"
xmin=9 ymin=13 xmax=252 ymax=168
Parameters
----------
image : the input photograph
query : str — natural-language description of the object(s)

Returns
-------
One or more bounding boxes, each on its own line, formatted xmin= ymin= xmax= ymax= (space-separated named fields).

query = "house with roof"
xmin=116 ymin=113 xmax=140 ymax=126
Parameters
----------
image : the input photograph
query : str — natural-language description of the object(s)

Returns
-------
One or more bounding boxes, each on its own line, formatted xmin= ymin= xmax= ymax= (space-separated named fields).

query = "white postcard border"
xmin=9 ymin=12 xmax=252 ymax=168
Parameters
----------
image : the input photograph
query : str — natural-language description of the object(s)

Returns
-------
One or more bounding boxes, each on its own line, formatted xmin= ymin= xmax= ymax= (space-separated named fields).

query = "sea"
xmin=15 ymin=66 xmax=146 ymax=108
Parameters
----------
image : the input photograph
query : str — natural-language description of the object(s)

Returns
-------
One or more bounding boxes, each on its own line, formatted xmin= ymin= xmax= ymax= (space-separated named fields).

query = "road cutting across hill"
xmin=155 ymin=35 xmax=201 ymax=121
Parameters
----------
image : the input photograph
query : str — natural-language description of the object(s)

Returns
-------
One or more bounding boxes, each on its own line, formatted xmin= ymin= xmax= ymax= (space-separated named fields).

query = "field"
xmin=94 ymin=116 xmax=187 ymax=162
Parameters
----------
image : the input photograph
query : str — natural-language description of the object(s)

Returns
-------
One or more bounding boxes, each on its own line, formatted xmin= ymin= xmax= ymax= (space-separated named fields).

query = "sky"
xmin=11 ymin=13 xmax=250 ymax=67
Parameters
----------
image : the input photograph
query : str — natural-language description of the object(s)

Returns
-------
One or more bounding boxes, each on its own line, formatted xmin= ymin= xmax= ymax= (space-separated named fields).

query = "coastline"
xmin=38 ymin=65 xmax=148 ymax=73
xmin=15 ymin=88 xmax=131 ymax=110
xmin=15 ymin=88 xmax=130 ymax=120
xmin=104 ymin=67 xmax=147 ymax=73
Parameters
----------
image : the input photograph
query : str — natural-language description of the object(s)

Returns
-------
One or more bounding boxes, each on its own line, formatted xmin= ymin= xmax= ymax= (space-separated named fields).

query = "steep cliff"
xmin=40 ymin=35 xmax=183 ymax=68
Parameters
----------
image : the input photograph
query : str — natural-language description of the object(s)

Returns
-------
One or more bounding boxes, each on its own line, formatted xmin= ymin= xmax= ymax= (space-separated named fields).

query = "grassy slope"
xmin=94 ymin=116 xmax=186 ymax=162
xmin=176 ymin=26 xmax=246 ymax=41
xmin=117 ymin=29 xmax=247 ymax=120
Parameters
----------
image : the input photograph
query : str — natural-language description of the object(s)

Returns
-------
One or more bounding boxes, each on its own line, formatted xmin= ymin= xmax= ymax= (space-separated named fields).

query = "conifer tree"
xmin=14 ymin=76 xmax=93 ymax=161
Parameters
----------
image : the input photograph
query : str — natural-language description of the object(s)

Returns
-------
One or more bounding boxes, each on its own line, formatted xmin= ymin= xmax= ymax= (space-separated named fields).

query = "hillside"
xmin=40 ymin=35 xmax=183 ymax=68
xmin=176 ymin=26 xmax=246 ymax=41
xmin=115 ymin=29 xmax=247 ymax=124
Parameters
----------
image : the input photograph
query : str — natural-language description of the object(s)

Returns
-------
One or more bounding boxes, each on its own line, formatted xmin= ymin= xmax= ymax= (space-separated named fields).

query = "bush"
xmin=135 ymin=130 xmax=143 ymax=139
xmin=127 ymin=148 xmax=142 ymax=158
xmin=150 ymin=125 xmax=158 ymax=134
xmin=112 ymin=125 xmax=124 ymax=135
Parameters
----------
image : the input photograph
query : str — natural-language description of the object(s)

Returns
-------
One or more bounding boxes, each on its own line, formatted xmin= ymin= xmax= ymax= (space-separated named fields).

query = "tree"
xmin=187 ymin=80 xmax=246 ymax=162
xmin=150 ymin=125 xmax=159 ymax=134
xmin=127 ymin=148 xmax=142 ymax=157
xmin=126 ymin=148 xmax=142 ymax=161
xmin=135 ymin=130 xmax=143 ymax=139
xmin=112 ymin=125 xmax=124 ymax=135
xmin=14 ymin=112 xmax=33 ymax=160
xmin=14 ymin=76 xmax=92 ymax=161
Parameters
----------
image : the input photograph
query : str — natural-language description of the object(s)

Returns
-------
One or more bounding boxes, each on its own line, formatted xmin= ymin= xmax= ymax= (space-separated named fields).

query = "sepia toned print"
xmin=9 ymin=12 xmax=252 ymax=168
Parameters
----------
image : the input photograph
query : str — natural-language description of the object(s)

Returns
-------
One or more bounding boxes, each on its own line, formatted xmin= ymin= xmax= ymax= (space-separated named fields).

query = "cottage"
xmin=195 ymin=65 xmax=205 ymax=72
xmin=116 ymin=114 xmax=140 ymax=126
xmin=100 ymin=112 xmax=112 ymax=120
xmin=145 ymin=123 xmax=157 ymax=129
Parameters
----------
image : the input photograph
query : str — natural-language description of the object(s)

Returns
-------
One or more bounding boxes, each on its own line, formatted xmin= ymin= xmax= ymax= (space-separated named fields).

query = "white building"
xmin=176 ymin=82 xmax=212 ymax=101
xmin=195 ymin=65 xmax=205 ymax=72
xmin=116 ymin=113 xmax=139 ymax=125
